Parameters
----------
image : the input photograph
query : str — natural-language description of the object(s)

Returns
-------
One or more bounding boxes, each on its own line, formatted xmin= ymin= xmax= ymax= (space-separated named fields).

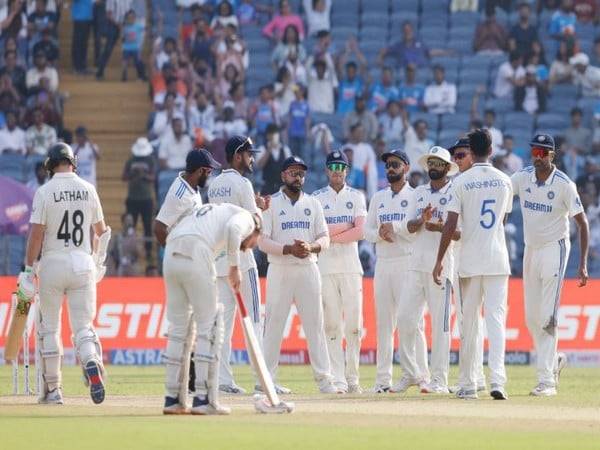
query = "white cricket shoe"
xmin=449 ymin=382 xmax=486 ymax=394
xmin=369 ymin=384 xmax=390 ymax=393
xmin=319 ymin=381 xmax=344 ymax=394
xmin=530 ymin=383 xmax=557 ymax=397
xmin=191 ymin=396 xmax=231 ymax=415
xmin=420 ymin=382 xmax=450 ymax=394
xmin=347 ymin=384 xmax=363 ymax=394
xmin=390 ymin=376 xmax=421 ymax=393
xmin=39 ymin=388 xmax=64 ymax=405
xmin=555 ymin=352 xmax=567 ymax=386
xmin=455 ymin=388 xmax=478 ymax=400
xmin=219 ymin=383 xmax=247 ymax=395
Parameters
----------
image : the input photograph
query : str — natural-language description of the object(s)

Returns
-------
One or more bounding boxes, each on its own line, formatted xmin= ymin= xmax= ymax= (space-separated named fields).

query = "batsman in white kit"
xmin=207 ymin=135 xmax=269 ymax=394
xmin=365 ymin=148 xmax=429 ymax=393
xmin=259 ymin=155 xmax=338 ymax=394
xmin=17 ymin=143 xmax=111 ymax=404
xmin=511 ymin=134 xmax=589 ymax=396
xmin=399 ymin=146 xmax=459 ymax=394
xmin=434 ymin=129 xmax=513 ymax=400
xmin=313 ymin=150 xmax=366 ymax=393
xmin=162 ymin=203 xmax=262 ymax=415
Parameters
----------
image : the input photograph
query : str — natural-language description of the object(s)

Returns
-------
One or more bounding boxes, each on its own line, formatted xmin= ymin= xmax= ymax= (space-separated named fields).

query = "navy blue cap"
xmin=281 ymin=155 xmax=308 ymax=171
xmin=186 ymin=148 xmax=221 ymax=172
xmin=381 ymin=148 xmax=410 ymax=166
xmin=529 ymin=133 xmax=555 ymax=150
xmin=225 ymin=135 xmax=258 ymax=158
xmin=448 ymin=137 xmax=470 ymax=154
xmin=326 ymin=150 xmax=348 ymax=166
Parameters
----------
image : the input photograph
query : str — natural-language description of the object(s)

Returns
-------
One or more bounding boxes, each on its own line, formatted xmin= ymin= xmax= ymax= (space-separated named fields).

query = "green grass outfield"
xmin=1 ymin=365 xmax=599 ymax=450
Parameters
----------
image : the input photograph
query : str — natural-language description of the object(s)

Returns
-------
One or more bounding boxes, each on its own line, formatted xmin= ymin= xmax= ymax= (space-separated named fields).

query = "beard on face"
xmin=428 ymin=168 xmax=445 ymax=180
xmin=285 ymin=179 xmax=302 ymax=193
xmin=386 ymin=172 xmax=403 ymax=183
xmin=197 ymin=171 xmax=209 ymax=189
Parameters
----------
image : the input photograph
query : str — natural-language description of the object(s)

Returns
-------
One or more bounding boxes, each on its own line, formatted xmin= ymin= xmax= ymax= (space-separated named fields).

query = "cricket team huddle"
xmin=15 ymin=125 xmax=588 ymax=415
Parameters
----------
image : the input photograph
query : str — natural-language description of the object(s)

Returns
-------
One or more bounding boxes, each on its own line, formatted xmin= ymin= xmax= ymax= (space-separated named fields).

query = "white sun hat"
xmin=131 ymin=137 xmax=154 ymax=157
xmin=418 ymin=146 xmax=459 ymax=176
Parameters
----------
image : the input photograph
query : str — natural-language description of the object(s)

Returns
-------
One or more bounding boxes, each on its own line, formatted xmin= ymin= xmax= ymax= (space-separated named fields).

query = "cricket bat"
xmin=5 ymin=293 xmax=31 ymax=363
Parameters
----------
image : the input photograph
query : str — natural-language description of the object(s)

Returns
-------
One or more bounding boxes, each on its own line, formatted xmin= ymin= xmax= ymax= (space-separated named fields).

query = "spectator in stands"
xmin=344 ymin=123 xmax=377 ymax=199
xmin=188 ymin=19 xmax=215 ymax=67
xmin=26 ymin=161 xmax=46 ymax=191
xmin=96 ymin=0 xmax=132 ymax=80
xmin=191 ymin=58 xmax=216 ymax=94
xmin=408 ymin=170 xmax=425 ymax=188
xmin=369 ymin=67 xmax=399 ymax=114
xmin=274 ymin=66 xmax=295 ymax=118
xmin=0 ymin=110 xmax=25 ymax=154
xmin=378 ymin=100 xmax=405 ymax=149
xmin=310 ymin=122 xmax=333 ymax=157
xmin=0 ymin=2 xmax=26 ymax=51
xmin=250 ymin=84 xmax=279 ymax=142
xmin=238 ymin=0 xmax=258 ymax=25
xmin=154 ymin=74 xmax=186 ymax=111
xmin=565 ymin=107 xmax=592 ymax=153
xmin=73 ymin=125 xmax=99 ymax=186
xmin=0 ymin=50 xmax=26 ymax=98
xmin=398 ymin=64 xmax=425 ymax=113
xmin=158 ymin=115 xmax=193 ymax=170
xmin=312 ymin=29 xmax=336 ymax=67
xmin=216 ymin=63 xmax=243 ymax=101
xmin=71 ymin=0 xmax=93 ymax=75
xmin=215 ymin=24 xmax=248 ymax=75
xmin=377 ymin=21 xmax=429 ymax=68
xmin=25 ymin=106 xmax=55 ymax=155
xmin=121 ymin=9 xmax=146 ymax=82
xmin=473 ymin=4 xmax=508 ymax=55
xmin=494 ymin=50 xmax=525 ymax=98
xmin=372 ymin=138 xmax=388 ymax=190
xmin=570 ymin=52 xmax=600 ymax=97
xmin=303 ymin=0 xmax=331 ymax=37
xmin=336 ymin=62 xmax=364 ymax=115
xmin=471 ymin=89 xmax=503 ymax=153
xmin=424 ymin=65 xmax=457 ymax=114
xmin=573 ymin=0 xmax=598 ymax=23
xmin=515 ymin=65 xmax=547 ymax=114
xmin=151 ymin=93 xmax=177 ymax=139
xmin=154 ymin=36 xmax=177 ymax=71
xmin=499 ymin=134 xmax=523 ymax=175
xmin=402 ymin=114 xmax=433 ymax=169
xmin=33 ymin=28 xmax=59 ymax=65
xmin=229 ymin=81 xmax=249 ymax=121
xmin=307 ymin=58 xmax=337 ymax=114
xmin=528 ymin=41 xmax=549 ymax=87
xmin=110 ymin=213 xmax=140 ymax=276
xmin=213 ymin=100 xmax=248 ymax=139
xmin=549 ymin=0 xmax=577 ymax=40
xmin=27 ymin=0 xmax=57 ymax=46
xmin=26 ymin=49 xmax=59 ymax=92
xmin=262 ymin=0 xmax=304 ymax=42
xmin=271 ymin=24 xmax=306 ymax=69
xmin=210 ymin=1 xmax=238 ymax=30
xmin=287 ymin=84 xmax=310 ymax=161
xmin=342 ymin=93 xmax=378 ymax=143
xmin=284 ymin=47 xmax=307 ymax=85
xmin=0 ymin=72 xmax=21 ymax=109
xmin=549 ymin=39 xmax=575 ymax=84
xmin=509 ymin=2 xmax=539 ymax=58
xmin=256 ymin=123 xmax=292 ymax=195
xmin=187 ymin=87 xmax=216 ymax=146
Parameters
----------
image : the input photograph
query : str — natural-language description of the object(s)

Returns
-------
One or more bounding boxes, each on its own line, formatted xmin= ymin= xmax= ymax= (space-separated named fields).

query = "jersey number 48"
xmin=57 ymin=210 xmax=85 ymax=247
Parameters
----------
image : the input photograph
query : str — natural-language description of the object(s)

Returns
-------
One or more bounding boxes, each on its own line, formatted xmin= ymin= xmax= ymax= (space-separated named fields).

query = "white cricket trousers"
xmin=217 ymin=268 xmax=262 ymax=386
xmin=459 ymin=275 xmax=508 ymax=391
xmin=321 ymin=272 xmax=363 ymax=389
xmin=398 ymin=271 xmax=451 ymax=386
xmin=374 ymin=258 xmax=429 ymax=387
xmin=523 ymin=239 xmax=569 ymax=387
xmin=454 ymin=270 xmax=486 ymax=389
xmin=263 ymin=263 xmax=332 ymax=385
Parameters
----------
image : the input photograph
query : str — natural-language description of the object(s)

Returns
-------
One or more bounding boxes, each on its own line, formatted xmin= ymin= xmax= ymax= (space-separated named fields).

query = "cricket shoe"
xmin=555 ymin=352 xmax=567 ymax=386
xmin=219 ymin=383 xmax=247 ymax=395
xmin=84 ymin=360 xmax=105 ymax=404
xmin=390 ymin=376 xmax=422 ymax=393
xmin=369 ymin=384 xmax=390 ymax=393
xmin=39 ymin=388 xmax=64 ymax=405
xmin=347 ymin=384 xmax=363 ymax=394
xmin=420 ymin=382 xmax=450 ymax=394
xmin=490 ymin=384 xmax=508 ymax=400
xmin=455 ymin=388 xmax=478 ymax=400
xmin=530 ymin=383 xmax=557 ymax=397
xmin=255 ymin=383 xmax=292 ymax=395
xmin=319 ymin=381 xmax=345 ymax=394
xmin=163 ymin=396 xmax=188 ymax=415
xmin=449 ymin=383 xmax=486 ymax=394
xmin=191 ymin=395 xmax=231 ymax=415
xmin=332 ymin=382 xmax=348 ymax=394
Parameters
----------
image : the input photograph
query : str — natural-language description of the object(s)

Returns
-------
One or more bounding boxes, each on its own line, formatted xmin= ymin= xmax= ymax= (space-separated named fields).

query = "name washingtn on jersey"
xmin=325 ymin=215 xmax=353 ymax=224
xmin=53 ymin=190 xmax=89 ymax=202
xmin=464 ymin=179 xmax=509 ymax=191
xmin=281 ymin=221 xmax=310 ymax=230
xmin=379 ymin=213 xmax=405 ymax=222
xmin=523 ymin=200 xmax=553 ymax=213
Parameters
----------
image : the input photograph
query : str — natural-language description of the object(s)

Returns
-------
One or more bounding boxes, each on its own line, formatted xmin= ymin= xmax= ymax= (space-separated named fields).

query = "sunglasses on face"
xmin=286 ymin=170 xmax=306 ymax=178
xmin=531 ymin=146 xmax=550 ymax=158
xmin=427 ymin=159 xmax=448 ymax=169
xmin=452 ymin=152 xmax=468 ymax=160
xmin=327 ymin=163 xmax=346 ymax=172
xmin=385 ymin=161 xmax=402 ymax=169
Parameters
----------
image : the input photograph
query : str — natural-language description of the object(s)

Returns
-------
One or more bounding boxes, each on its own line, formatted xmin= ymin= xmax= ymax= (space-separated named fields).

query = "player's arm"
xmin=153 ymin=219 xmax=169 ymax=247
xmin=224 ymin=212 xmax=254 ymax=291
xmin=308 ymin=201 xmax=330 ymax=254
xmin=407 ymin=203 xmax=434 ymax=233
xmin=24 ymin=223 xmax=44 ymax=268
xmin=573 ymin=212 xmax=589 ymax=287
xmin=364 ymin=194 xmax=381 ymax=243
xmin=433 ymin=211 xmax=459 ymax=285
xmin=331 ymin=216 xmax=365 ymax=243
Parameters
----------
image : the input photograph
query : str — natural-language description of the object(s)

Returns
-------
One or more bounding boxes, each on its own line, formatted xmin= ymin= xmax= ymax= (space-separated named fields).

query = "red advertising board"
xmin=1 ymin=277 xmax=599 ymax=358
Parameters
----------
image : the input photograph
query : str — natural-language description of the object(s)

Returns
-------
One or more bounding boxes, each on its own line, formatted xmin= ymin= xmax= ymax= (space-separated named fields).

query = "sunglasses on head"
xmin=452 ymin=151 xmax=468 ymax=160
xmin=385 ymin=161 xmax=403 ymax=169
xmin=327 ymin=163 xmax=346 ymax=172
xmin=427 ymin=159 xmax=448 ymax=169
xmin=531 ymin=146 xmax=551 ymax=158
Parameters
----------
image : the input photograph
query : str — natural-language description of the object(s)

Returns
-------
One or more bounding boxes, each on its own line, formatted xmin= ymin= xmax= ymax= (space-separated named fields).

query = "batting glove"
xmin=16 ymin=265 xmax=35 ymax=312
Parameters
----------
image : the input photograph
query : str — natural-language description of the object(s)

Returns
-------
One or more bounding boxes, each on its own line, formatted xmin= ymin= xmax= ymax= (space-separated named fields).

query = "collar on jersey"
xmin=428 ymin=180 xmax=452 ymax=194
xmin=51 ymin=172 xmax=76 ymax=178
xmin=529 ymin=166 xmax=557 ymax=186
xmin=178 ymin=171 xmax=198 ymax=193
xmin=280 ymin=187 xmax=304 ymax=205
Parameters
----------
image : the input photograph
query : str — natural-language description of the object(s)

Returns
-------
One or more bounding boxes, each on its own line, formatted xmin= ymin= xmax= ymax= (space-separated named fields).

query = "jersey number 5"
xmin=57 ymin=210 xmax=84 ymax=246
xmin=479 ymin=199 xmax=496 ymax=229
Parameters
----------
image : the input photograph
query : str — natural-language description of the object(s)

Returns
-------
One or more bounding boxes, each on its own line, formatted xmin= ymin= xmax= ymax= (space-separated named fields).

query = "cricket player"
xmin=207 ymin=135 xmax=270 ymax=394
xmin=259 ymin=155 xmax=338 ymax=394
xmin=365 ymin=148 xmax=429 ymax=393
xmin=398 ymin=146 xmax=459 ymax=394
xmin=162 ymin=203 xmax=262 ymax=415
xmin=511 ymin=134 xmax=589 ymax=396
xmin=17 ymin=143 xmax=110 ymax=405
xmin=313 ymin=150 xmax=367 ymax=393
xmin=447 ymin=137 xmax=486 ymax=393
xmin=434 ymin=129 xmax=512 ymax=400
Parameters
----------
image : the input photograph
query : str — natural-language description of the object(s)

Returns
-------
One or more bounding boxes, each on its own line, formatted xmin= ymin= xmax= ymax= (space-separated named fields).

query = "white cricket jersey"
xmin=447 ymin=163 xmax=513 ymax=277
xmin=365 ymin=184 xmax=415 ymax=261
xmin=262 ymin=189 xmax=328 ymax=265
xmin=407 ymin=181 xmax=455 ymax=278
xmin=511 ymin=166 xmax=584 ymax=248
xmin=167 ymin=203 xmax=254 ymax=267
xmin=155 ymin=172 xmax=203 ymax=231
xmin=208 ymin=169 xmax=260 ymax=276
xmin=313 ymin=184 xmax=367 ymax=275
xmin=30 ymin=172 xmax=103 ymax=256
